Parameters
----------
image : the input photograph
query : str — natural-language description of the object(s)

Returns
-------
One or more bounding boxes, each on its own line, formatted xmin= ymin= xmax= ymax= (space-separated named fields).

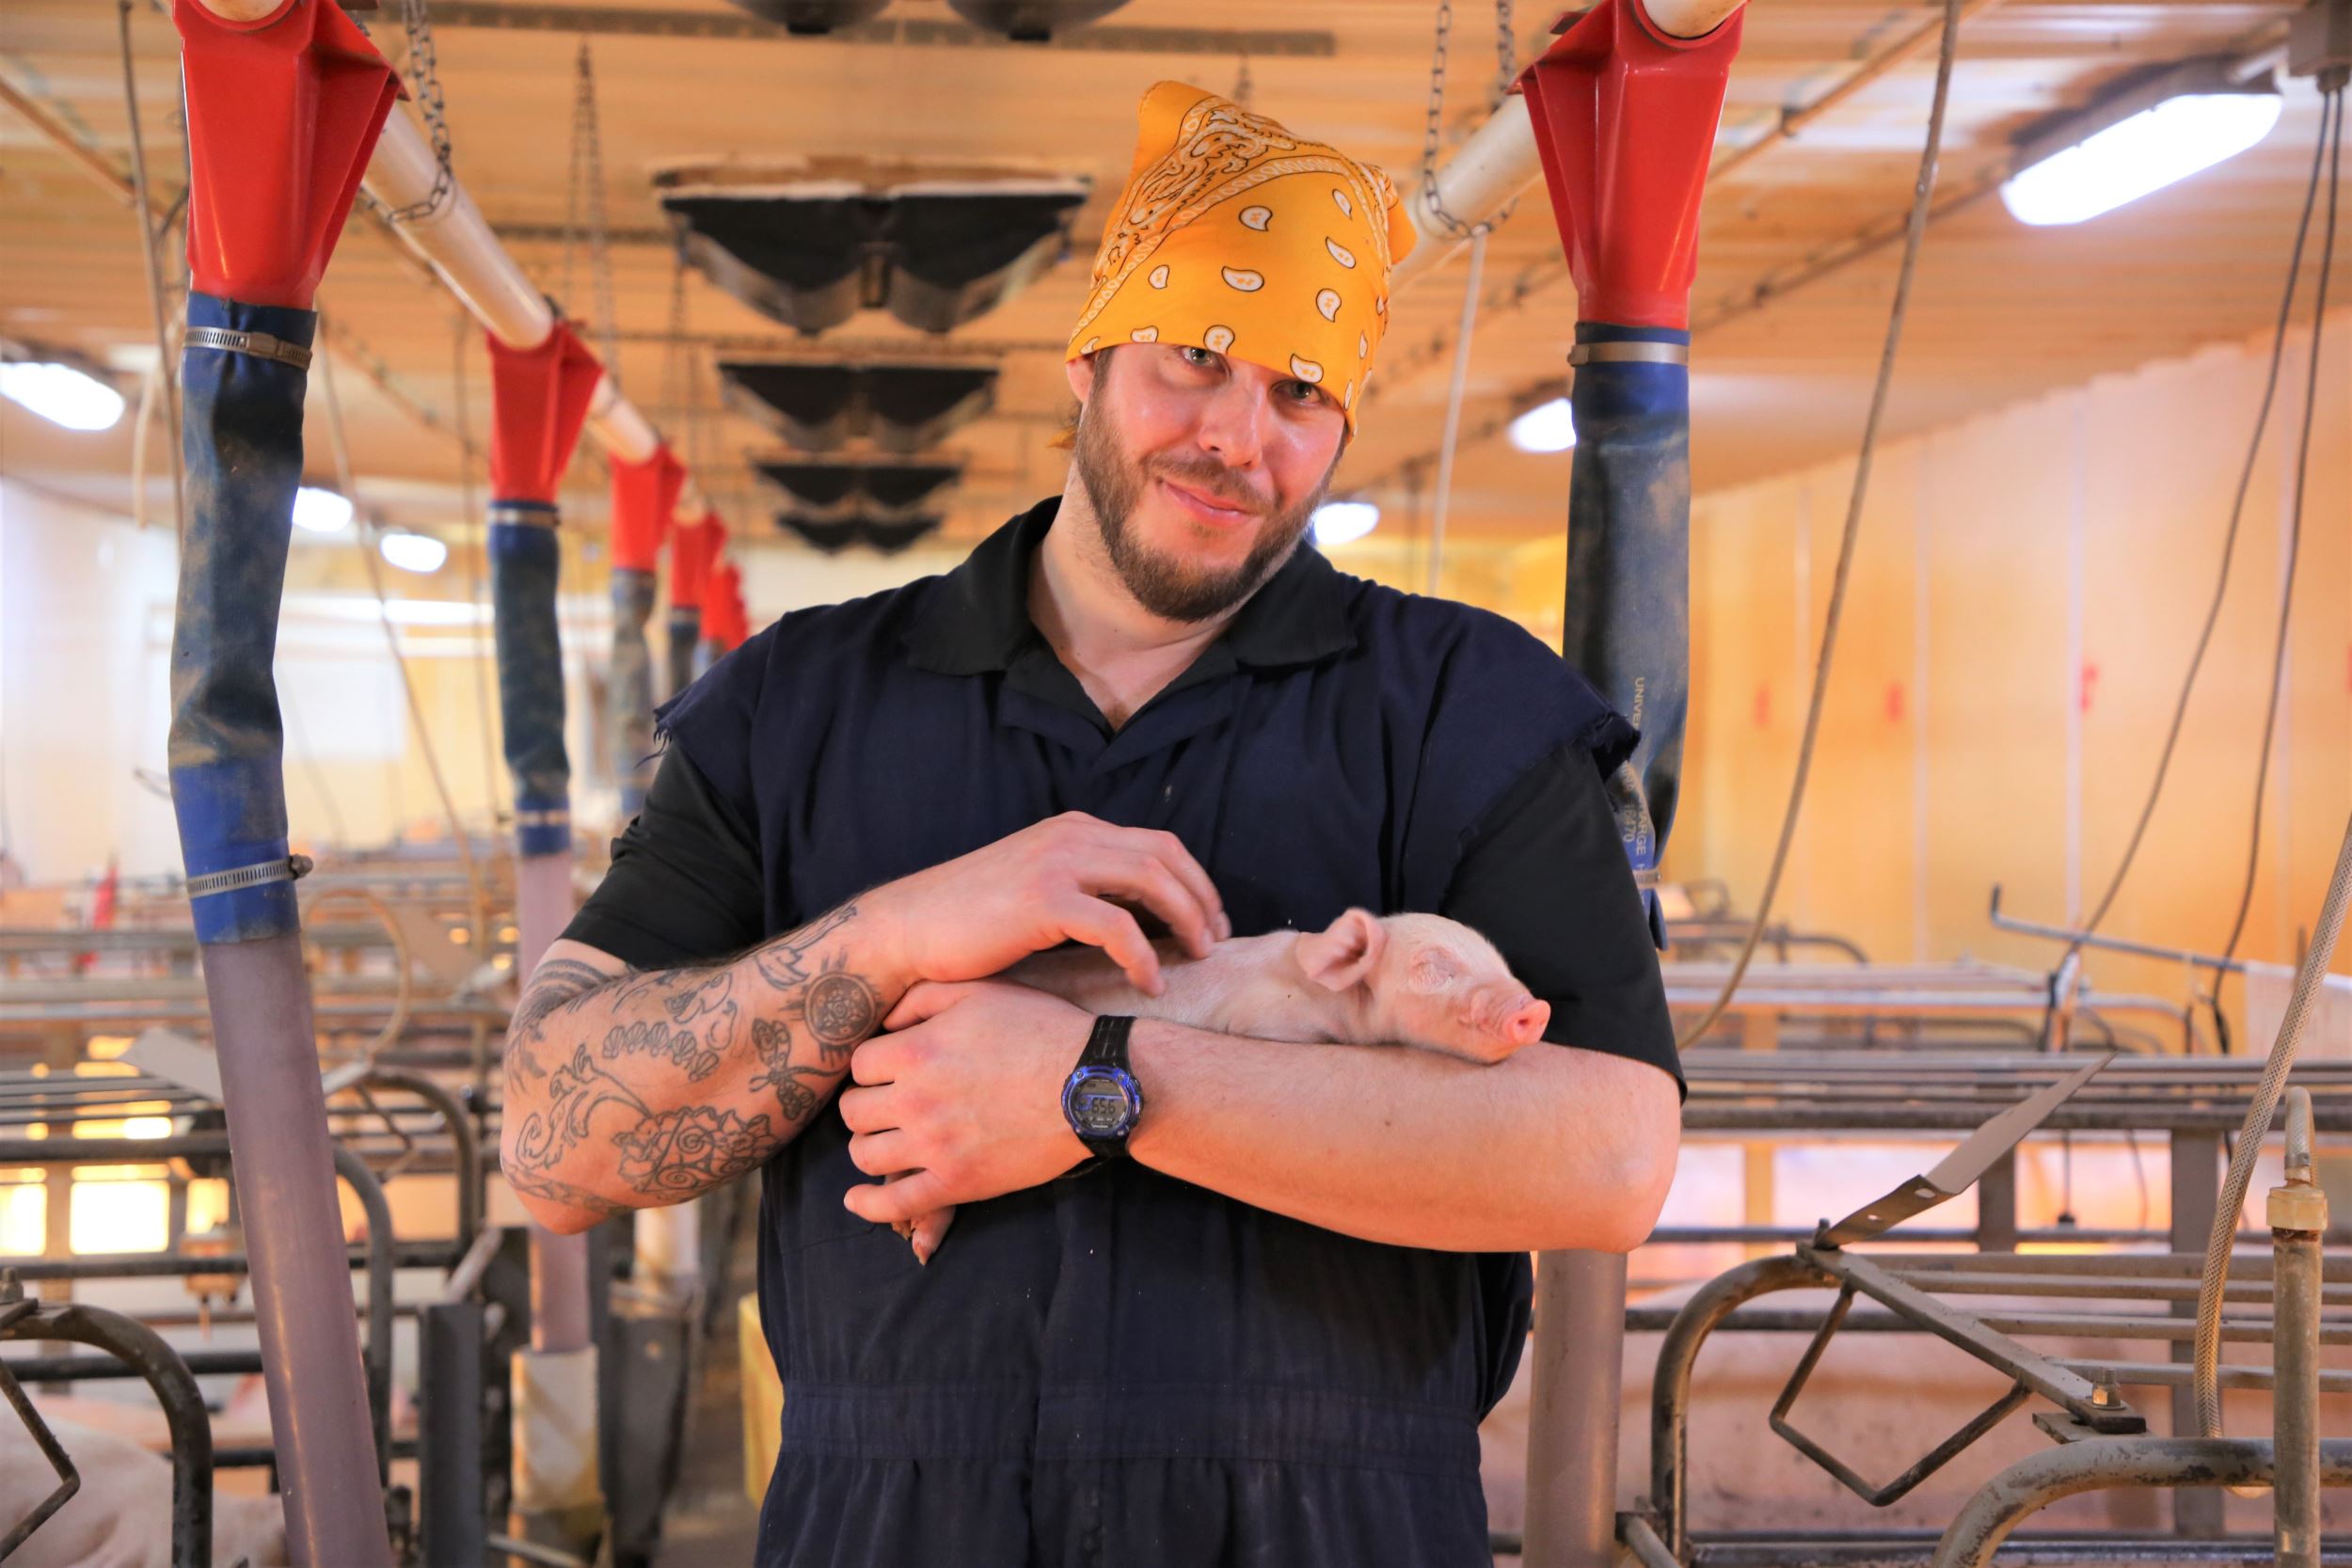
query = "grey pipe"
xmin=191 ymin=935 xmax=389 ymax=1567
xmin=1523 ymin=1249 xmax=1629 ymax=1568
xmin=328 ymin=1141 xmax=397 ymax=1490
xmin=1931 ymin=1438 xmax=2352 ymax=1568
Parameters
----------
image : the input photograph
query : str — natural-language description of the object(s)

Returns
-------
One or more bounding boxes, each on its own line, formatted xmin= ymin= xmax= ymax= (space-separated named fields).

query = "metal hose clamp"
xmin=183 ymin=326 xmax=314 ymax=372
xmin=1567 ymin=341 xmax=1692 ymax=367
xmin=185 ymin=852 xmax=314 ymax=900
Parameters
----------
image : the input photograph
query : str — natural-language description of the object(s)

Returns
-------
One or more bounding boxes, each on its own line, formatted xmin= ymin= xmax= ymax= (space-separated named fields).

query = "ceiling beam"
xmin=424 ymin=4 xmax=1334 ymax=56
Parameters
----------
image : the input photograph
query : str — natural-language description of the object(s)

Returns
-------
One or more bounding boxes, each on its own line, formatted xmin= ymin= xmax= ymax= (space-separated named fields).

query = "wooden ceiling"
xmin=0 ymin=0 xmax=2324 ymax=560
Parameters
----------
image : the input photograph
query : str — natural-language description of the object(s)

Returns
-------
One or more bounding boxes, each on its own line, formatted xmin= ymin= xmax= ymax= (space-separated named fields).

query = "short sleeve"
xmin=1438 ymin=741 xmax=1683 ymax=1098
xmin=561 ymin=745 xmax=766 ymax=969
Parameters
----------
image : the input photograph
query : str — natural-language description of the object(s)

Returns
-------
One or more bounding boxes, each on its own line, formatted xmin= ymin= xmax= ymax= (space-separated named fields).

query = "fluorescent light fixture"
xmin=2001 ymin=64 xmax=2281 ymax=228
xmin=292 ymin=486 xmax=355 ymax=534
xmin=1311 ymin=499 xmax=1379 ymax=546
xmin=378 ymin=531 xmax=450 ymax=574
xmin=0 ymin=360 xmax=125 ymax=433
xmin=1508 ymin=397 xmax=1578 ymax=453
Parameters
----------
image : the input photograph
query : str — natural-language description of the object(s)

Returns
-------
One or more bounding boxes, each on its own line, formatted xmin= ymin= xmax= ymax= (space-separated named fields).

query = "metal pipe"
xmin=0 ymin=1294 xmax=215 ymax=1568
xmin=1524 ymin=1249 xmax=1628 ymax=1568
xmin=358 ymin=70 xmax=659 ymax=463
xmin=1422 ymin=229 xmax=1486 ymax=594
xmin=329 ymin=1141 xmax=399 ymax=1490
xmin=1643 ymin=0 xmax=1748 ymax=38
xmin=2272 ymin=1086 xmax=2327 ymax=1568
xmin=361 ymin=1066 xmax=483 ymax=1254
xmin=194 ymin=937 xmax=389 ymax=1566
xmin=1930 ymin=1439 xmax=2352 ymax=1568
xmin=1649 ymin=1253 xmax=1838 ymax=1554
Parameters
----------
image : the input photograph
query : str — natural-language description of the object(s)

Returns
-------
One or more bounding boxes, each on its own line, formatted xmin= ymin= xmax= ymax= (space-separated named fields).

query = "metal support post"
xmin=2272 ymin=1087 xmax=2326 ymax=1568
xmin=1524 ymin=1248 xmax=1629 ymax=1568
xmin=1978 ymin=1150 xmax=2018 ymax=1252
xmin=420 ymin=1301 xmax=488 ymax=1568
xmin=2169 ymin=1128 xmax=2225 ymax=1535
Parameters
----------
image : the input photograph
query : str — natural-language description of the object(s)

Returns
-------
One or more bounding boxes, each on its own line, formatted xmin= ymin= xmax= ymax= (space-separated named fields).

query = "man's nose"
xmin=1194 ymin=376 xmax=1270 ymax=472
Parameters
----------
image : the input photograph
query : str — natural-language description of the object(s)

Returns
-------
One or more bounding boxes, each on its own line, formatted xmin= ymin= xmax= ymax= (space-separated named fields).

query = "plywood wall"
xmin=1494 ymin=312 xmax=2352 ymax=1046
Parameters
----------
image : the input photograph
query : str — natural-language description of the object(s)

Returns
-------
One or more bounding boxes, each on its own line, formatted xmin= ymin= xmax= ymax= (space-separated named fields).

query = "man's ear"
xmin=1065 ymin=351 xmax=1098 ymax=405
xmin=1294 ymin=908 xmax=1387 ymax=992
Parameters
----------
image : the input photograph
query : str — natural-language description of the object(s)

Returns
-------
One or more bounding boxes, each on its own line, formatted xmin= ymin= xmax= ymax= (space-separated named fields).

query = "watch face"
xmin=1064 ymin=1067 xmax=1138 ymax=1137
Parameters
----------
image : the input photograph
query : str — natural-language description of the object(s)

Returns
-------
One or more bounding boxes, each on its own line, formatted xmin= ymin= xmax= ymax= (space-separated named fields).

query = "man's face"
xmin=1066 ymin=344 xmax=1349 ymax=623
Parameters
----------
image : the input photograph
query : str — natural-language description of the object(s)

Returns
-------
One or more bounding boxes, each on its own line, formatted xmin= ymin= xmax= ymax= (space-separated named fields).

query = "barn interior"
xmin=3 ymin=0 xmax=2352 ymax=1564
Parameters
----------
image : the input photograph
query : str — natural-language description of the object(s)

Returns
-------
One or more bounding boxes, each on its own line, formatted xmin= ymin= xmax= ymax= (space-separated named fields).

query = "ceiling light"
xmin=0 ymin=360 xmax=125 ymax=433
xmin=2001 ymin=65 xmax=2281 ymax=228
xmin=292 ymin=486 xmax=354 ymax=534
xmin=378 ymin=531 xmax=449 ymax=574
xmin=1311 ymin=500 xmax=1379 ymax=546
xmin=1508 ymin=397 xmax=1578 ymax=453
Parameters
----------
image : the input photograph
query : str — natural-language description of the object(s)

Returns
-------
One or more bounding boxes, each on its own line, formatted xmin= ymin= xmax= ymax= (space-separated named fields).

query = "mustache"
xmin=1151 ymin=458 xmax=1267 ymax=515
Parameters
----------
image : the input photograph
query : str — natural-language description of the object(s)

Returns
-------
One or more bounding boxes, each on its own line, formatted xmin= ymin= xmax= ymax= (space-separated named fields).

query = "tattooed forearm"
xmin=499 ymin=901 xmax=896 ymax=1225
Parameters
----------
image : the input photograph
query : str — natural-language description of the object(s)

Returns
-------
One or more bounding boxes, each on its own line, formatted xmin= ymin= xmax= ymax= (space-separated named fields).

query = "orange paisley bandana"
xmin=1067 ymin=80 xmax=1417 ymax=436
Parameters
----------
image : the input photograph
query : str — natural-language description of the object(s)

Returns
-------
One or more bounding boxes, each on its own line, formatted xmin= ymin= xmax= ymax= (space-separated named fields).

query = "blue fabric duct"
xmin=611 ymin=567 xmax=660 ymax=817
xmin=665 ymin=606 xmax=703 ymax=700
xmin=168 ymin=293 xmax=316 ymax=944
xmin=1561 ymin=321 xmax=1691 ymax=945
xmin=488 ymin=504 xmax=570 ymax=858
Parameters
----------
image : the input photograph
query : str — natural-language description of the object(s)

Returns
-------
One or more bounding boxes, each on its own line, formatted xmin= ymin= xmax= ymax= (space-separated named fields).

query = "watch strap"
xmin=1070 ymin=1014 xmax=1139 ymax=1159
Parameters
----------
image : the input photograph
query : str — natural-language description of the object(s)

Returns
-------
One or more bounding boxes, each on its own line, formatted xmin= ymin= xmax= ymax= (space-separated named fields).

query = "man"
xmin=503 ymin=80 xmax=1680 ymax=1566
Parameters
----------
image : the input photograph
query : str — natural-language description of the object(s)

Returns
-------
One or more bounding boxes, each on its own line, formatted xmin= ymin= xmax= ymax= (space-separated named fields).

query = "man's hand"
xmin=866 ymin=813 xmax=1230 ymax=997
xmin=838 ymin=980 xmax=1094 ymax=1248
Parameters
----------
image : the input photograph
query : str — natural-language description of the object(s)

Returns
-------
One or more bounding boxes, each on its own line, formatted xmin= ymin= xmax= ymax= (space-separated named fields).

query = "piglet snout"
xmin=1480 ymin=990 xmax=1549 ymax=1051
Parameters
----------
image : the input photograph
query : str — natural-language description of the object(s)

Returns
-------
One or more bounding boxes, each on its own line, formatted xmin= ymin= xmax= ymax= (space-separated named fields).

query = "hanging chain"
xmin=382 ymin=0 xmax=454 ymax=223
xmin=561 ymin=39 xmax=621 ymax=370
xmin=1419 ymin=0 xmax=1519 ymax=241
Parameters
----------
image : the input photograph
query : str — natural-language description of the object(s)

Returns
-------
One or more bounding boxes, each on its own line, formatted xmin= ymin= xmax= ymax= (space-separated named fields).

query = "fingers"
xmin=835 ymin=1083 xmax=898 ymax=1130
xmin=844 ymin=1168 xmax=949 ymax=1227
xmin=910 ymin=1205 xmax=957 ymax=1266
xmin=1053 ymin=895 xmax=1163 ymax=995
xmin=882 ymin=979 xmax=976 ymax=1033
xmin=847 ymin=1129 xmax=918 ymax=1178
xmin=1074 ymin=827 xmax=1227 ymax=956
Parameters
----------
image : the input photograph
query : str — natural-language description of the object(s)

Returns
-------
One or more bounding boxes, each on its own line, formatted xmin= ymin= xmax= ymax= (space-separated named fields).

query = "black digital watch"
xmin=1060 ymin=1014 xmax=1143 ymax=1159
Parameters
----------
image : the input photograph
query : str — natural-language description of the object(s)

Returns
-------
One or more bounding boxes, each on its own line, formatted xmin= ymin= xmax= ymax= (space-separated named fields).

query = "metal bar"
xmin=1524 ymin=1249 xmax=1627 ymax=1568
xmin=2048 ymin=1357 xmax=2352 ymax=1393
xmin=328 ymin=1142 xmax=398 ymax=1492
xmin=1931 ymin=1439 xmax=2352 ymax=1568
xmin=2273 ymin=1096 xmax=2326 ymax=1568
xmin=2170 ymin=1129 xmax=2226 ymax=1537
xmin=1 ymin=1348 xmax=262 ymax=1381
xmin=1651 ymin=1254 xmax=1839 ymax=1555
xmin=1989 ymin=885 xmax=2248 ymax=975
xmin=0 ymin=1295 xmax=214 ymax=1568
xmin=360 ymin=1066 xmax=482 ymax=1253
xmin=1806 ymin=1251 xmax=2131 ymax=1423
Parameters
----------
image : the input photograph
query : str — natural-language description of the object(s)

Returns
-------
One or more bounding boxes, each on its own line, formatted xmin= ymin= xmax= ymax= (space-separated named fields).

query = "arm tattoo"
xmin=501 ymin=902 xmax=886 ymax=1212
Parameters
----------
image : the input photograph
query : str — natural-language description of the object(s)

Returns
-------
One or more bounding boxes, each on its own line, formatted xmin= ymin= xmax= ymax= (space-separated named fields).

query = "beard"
xmin=1071 ymin=382 xmax=1333 ymax=624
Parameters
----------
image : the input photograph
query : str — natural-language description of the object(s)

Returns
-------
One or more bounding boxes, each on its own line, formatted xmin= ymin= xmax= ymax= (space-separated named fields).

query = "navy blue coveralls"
xmin=566 ymin=496 xmax=1680 ymax=1567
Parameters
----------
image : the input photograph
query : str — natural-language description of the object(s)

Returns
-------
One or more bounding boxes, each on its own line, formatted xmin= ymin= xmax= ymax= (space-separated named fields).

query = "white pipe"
xmin=1392 ymin=98 xmax=1538 ymax=293
xmin=363 ymin=105 xmax=662 ymax=465
xmin=1644 ymin=0 xmax=1747 ymax=39
xmin=1390 ymin=0 xmax=1750 ymax=293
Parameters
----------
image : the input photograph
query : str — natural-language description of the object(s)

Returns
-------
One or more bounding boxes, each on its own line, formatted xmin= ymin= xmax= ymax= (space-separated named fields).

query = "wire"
xmin=117 ymin=0 xmax=184 ymax=546
xmin=2195 ymin=82 xmax=2349 ymax=1443
xmin=314 ymin=316 xmax=495 ymax=940
xmin=2213 ymin=86 xmax=2342 ymax=1021
xmin=2050 ymin=83 xmax=2338 ymax=997
xmin=1677 ymin=0 xmax=1965 ymax=1050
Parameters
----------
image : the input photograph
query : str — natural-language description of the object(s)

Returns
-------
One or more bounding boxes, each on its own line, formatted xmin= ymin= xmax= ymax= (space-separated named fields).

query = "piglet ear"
xmin=1295 ymin=908 xmax=1387 ymax=992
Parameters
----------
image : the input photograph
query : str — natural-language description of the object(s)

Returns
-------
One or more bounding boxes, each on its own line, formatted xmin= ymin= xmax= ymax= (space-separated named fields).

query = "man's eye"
xmin=1281 ymin=381 xmax=1324 ymax=404
xmin=1181 ymin=345 xmax=1218 ymax=368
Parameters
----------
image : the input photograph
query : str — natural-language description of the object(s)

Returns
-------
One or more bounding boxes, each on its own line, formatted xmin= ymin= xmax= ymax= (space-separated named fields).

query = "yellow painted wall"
xmin=1491 ymin=315 xmax=2352 ymax=1045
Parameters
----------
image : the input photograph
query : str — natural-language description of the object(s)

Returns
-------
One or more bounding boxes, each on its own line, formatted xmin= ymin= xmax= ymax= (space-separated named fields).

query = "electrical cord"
xmin=2213 ymin=83 xmax=2343 ymax=1022
xmin=2193 ymin=76 xmax=2351 ymax=1446
xmin=2048 ymin=83 xmax=2338 ymax=1006
xmin=1677 ymin=0 xmax=1964 ymax=1050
